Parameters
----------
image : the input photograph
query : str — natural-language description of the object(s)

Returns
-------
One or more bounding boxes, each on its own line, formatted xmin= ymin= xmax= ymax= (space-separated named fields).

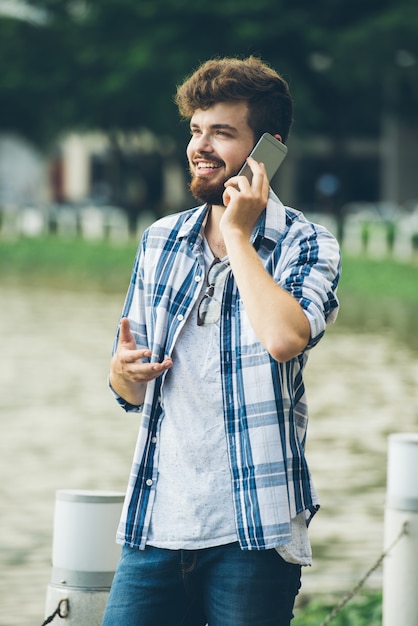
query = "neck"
xmin=205 ymin=205 xmax=227 ymax=258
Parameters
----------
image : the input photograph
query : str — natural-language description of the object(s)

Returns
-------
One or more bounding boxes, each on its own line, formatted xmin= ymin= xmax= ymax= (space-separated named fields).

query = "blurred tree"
xmin=1 ymin=0 xmax=416 ymax=144
xmin=0 ymin=0 xmax=417 ymax=211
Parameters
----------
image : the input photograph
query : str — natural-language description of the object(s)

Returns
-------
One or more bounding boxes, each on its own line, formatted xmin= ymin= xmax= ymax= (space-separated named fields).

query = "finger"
xmin=247 ymin=156 xmax=265 ymax=170
xmin=151 ymin=357 xmax=173 ymax=372
xmin=119 ymin=317 xmax=133 ymax=344
xmin=222 ymin=187 xmax=231 ymax=207
xmin=224 ymin=177 xmax=241 ymax=189
xmin=129 ymin=358 xmax=173 ymax=383
xmin=247 ymin=157 xmax=266 ymax=183
xmin=122 ymin=348 xmax=151 ymax=364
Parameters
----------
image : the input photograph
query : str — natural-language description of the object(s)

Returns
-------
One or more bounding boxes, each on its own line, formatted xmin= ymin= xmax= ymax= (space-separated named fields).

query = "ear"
xmin=274 ymin=133 xmax=283 ymax=143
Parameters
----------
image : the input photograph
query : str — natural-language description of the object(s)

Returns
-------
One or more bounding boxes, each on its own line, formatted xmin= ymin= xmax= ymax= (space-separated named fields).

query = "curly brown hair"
xmin=175 ymin=56 xmax=293 ymax=143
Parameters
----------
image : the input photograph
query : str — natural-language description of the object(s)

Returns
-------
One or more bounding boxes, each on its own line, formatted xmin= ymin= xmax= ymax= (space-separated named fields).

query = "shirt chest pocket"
xmin=199 ymin=323 xmax=222 ymax=383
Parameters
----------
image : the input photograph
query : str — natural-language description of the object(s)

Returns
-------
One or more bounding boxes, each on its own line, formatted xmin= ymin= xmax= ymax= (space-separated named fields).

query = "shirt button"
xmin=195 ymin=275 xmax=202 ymax=283
xmin=151 ymin=436 xmax=157 ymax=444
xmin=146 ymin=479 xmax=153 ymax=487
xmin=177 ymin=314 xmax=184 ymax=321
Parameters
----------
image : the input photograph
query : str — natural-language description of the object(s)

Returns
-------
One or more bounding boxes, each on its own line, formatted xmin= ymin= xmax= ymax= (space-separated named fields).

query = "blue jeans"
xmin=102 ymin=542 xmax=302 ymax=626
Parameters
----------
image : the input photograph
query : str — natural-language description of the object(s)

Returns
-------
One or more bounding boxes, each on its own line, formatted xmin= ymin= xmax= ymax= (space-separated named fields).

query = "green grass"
xmin=293 ymin=591 xmax=382 ymax=625
xmin=338 ymin=254 xmax=418 ymax=304
xmin=1 ymin=235 xmax=417 ymax=302
xmin=0 ymin=235 xmax=139 ymax=292
xmin=334 ymin=253 xmax=418 ymax=350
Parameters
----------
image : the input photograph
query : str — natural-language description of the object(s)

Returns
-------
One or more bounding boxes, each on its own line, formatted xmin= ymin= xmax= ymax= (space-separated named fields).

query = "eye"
xmin=216 ymin=129 xmax=233 ymax=138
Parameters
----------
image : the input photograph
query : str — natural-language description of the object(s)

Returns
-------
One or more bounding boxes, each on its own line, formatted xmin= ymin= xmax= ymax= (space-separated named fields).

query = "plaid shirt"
xmin=113 ymin=192 xmax=341 ymax=550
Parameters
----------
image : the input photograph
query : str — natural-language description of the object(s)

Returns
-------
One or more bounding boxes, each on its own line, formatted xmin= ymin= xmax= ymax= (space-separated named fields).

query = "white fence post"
xmin=383 ymin=433 xmax=418 ymax=626
xmin=45 ymin=490 xmax=124 ymax=626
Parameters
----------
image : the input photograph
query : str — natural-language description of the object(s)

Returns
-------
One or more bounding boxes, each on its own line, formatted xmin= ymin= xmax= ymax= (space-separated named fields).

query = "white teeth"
xmin=197 ymin=162 xmax=219 ymax=169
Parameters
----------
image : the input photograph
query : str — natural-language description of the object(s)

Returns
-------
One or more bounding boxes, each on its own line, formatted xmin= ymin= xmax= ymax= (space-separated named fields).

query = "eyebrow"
xmin=190 ymin=123 xmax=239 ymax=132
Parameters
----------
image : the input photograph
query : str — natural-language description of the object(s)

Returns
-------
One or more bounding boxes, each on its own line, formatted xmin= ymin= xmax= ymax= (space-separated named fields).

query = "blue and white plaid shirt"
xmin=113 ymin=191 xmax=341 ymax=551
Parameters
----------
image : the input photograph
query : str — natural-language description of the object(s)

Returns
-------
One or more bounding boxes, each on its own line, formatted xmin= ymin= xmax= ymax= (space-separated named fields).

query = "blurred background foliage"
xmin=1 ymin=0 xmax=417 ymax=145
xmin=1 ymin=0 xmax=418 ymax=235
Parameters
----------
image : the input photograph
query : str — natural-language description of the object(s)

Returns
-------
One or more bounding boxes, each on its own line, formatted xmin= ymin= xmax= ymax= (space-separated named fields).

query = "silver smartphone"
xmin=237 ymin=132 xmax=288 ymax=184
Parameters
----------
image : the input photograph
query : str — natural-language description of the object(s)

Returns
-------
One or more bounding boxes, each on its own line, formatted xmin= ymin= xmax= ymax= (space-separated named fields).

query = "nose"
xmin=192 ymin=132 xmax=214 ymax=153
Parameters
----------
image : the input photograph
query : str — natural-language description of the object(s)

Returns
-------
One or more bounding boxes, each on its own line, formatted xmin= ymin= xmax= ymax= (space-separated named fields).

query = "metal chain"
xmin=40 ymin=599 xmax=69 ymax=625
xmin=319 ymin=521 xmax=408 ymax=626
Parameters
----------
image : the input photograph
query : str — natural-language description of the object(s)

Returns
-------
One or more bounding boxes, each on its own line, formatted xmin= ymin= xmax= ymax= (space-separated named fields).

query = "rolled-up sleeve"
xmin=279 ymin=223 xmax=341 ymax=349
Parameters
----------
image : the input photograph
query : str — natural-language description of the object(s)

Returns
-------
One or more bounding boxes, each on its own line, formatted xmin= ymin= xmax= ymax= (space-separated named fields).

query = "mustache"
xmin=192 ymin=153 xmax=225 ymax=167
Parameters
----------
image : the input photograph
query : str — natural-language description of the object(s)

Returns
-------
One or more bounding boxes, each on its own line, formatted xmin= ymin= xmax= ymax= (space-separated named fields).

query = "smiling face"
xmin=187 ymin=101 xmax=255 ymax=207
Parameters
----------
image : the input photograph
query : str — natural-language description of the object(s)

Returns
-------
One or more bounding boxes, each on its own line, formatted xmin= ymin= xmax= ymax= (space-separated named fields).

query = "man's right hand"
xmin=109 ymin=318 xmax=173 ymax=406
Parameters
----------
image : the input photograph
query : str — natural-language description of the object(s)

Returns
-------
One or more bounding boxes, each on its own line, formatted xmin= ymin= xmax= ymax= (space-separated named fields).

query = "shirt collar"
xmin=176 ymin=191 xmax=287 ymax=253
xmin=177 ymin=203 xmax=209 ymax=250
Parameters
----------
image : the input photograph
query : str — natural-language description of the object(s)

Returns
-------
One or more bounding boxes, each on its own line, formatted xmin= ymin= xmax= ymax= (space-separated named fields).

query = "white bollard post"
xmin=383 ymin=433 xmax=418 ymax=626
xmin=45 ymin=490 xmax=124 ymax=626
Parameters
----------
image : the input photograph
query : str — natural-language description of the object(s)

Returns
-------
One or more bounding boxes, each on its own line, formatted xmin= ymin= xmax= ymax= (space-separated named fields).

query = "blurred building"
xmin=0 ymin=134 xmax=48 ymax=206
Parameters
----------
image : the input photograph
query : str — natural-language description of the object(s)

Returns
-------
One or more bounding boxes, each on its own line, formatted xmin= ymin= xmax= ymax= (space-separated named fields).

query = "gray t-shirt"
xmin=147 ymin=242 xmax=312 ymax=565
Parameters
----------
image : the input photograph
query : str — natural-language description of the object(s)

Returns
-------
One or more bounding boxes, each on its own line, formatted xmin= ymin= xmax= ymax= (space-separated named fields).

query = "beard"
xmin=189 ymin=174 xmax=226 ymax=206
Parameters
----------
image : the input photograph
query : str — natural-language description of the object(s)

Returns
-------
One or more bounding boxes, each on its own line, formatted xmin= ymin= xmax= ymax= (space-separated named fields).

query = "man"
xmin=102 ymin=56 xmax=341 ymax=626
